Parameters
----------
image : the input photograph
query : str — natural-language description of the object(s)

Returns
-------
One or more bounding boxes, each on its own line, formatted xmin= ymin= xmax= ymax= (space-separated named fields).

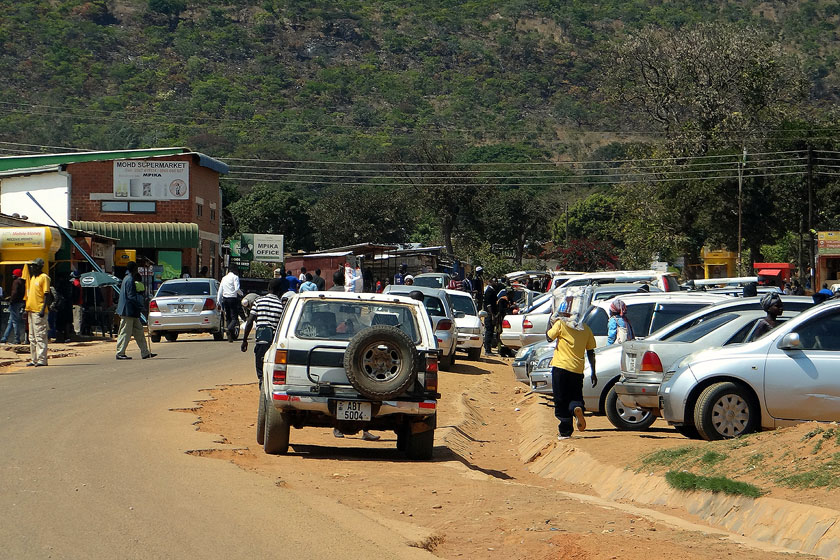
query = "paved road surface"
xmin=0 ymin=337 xmax=432 ymax=559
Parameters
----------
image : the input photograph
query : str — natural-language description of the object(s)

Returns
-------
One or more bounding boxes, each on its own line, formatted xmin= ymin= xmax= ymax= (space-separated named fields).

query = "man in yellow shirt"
xmin=25 ymin=258 xmax=50 ymax=367
xmin=546 ymin=304 xmax=596 ymax=439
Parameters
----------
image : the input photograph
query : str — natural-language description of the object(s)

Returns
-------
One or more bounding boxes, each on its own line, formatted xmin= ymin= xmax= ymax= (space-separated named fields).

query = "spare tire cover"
xmin=343 ymin=325 xmax=420 ymax=400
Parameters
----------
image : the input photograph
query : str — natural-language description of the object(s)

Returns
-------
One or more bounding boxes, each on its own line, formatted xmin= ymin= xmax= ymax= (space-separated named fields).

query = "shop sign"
xmin=91 ymin=242 xmax=108 ymax=259
xmin=818 ymin=231 xmax=840 ymax=256
xmin=113 ymin=160 xmax=189 ymax=200
xmin=253 ymin=234 xmax=284 ymax=262
xmin=0 ymin=227 xmax=49 ymax=249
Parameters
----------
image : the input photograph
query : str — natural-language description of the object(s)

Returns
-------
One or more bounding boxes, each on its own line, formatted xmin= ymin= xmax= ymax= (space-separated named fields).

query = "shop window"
xmin=101 ymin=201 xmax=156 ymax=213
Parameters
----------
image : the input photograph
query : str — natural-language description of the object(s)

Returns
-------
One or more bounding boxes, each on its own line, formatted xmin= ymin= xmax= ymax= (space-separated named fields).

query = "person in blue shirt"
xmin=606 ymin=299 xmax=634 ymax=345
xmin=394 ymin=263 xmax=407 ymax=285
xmin=285 ymin=270 xmax=300 ymax=293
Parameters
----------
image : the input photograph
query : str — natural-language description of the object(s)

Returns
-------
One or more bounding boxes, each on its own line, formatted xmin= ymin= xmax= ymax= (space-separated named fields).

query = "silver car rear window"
xmin=155 ymin=282 xmax=212 ymax=296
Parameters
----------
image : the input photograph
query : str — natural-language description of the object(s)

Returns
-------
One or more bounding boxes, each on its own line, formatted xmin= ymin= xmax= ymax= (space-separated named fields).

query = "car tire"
xmin=257 ymin=392 xmax=266 ymax=445
xmin=344 ymin=325 xmax=420 ymax=400
xmin=263 ymin=398 xmax=290 ymax=454
xmin=405 ymin=427 xmax=434 ymax=460
xmin=467 ymin=347 xmax=481 ymax=361
xmin=694 ymin=382 xmax=759 ymax=441
xmin=604 ymin=386 xmax=656 ymax=431
xmin=150 ymin=333 xmax=161 ymax=343
xmin=164 ymin=332 xmax=178 ymax=342
xmin=673 ymin=424 xmax=701 ymax=439
xmin=213 ymin=329 xmax=225 ymax=341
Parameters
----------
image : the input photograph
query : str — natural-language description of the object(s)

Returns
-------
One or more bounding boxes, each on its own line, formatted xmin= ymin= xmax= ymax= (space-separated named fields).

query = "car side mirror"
xmin=478 ymin=310 xmax=488 ymax=318
xmin=454 ymin=311 xmax=466 ymax=318
xmin=778 ymin=332 xmax=802 ymax=350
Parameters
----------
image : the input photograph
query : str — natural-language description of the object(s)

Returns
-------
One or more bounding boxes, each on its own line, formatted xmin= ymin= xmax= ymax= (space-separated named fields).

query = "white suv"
xmin=257 ymin=292 xmax=440 ymax=459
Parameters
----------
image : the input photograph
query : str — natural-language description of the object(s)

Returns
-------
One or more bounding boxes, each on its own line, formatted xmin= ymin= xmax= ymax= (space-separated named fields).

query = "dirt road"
xmin=192 ymin=353 xmax=819 ymax=560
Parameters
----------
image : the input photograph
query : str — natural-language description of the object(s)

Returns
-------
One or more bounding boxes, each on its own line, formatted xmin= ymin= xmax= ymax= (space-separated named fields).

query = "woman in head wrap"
xmin=607 ymin=299 xmax=634 ymax=345
xmin=752 ymin=293 xmax=783 ymax=339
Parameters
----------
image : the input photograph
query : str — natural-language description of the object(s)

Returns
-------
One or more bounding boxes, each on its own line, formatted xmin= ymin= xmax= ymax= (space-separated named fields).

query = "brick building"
xmin=0 ymin=148 xmax=227 ymax=283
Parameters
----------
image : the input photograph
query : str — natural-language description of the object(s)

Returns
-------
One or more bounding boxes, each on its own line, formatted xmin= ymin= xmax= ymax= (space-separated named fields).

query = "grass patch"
xmin=813 ymin=439 xmax=824 ymax=454
xmin=745 ymin=453 xmax=765 ymax=469
xmin=801 ymin=427 xmax=824 ymax=441
xmin=776 ymin=452 xmax=840 ymax=489
xmin=700 ymin=450 xmax=727 ymax=466
xmin=639 ymin=446 xmax=700 ymax=471
xmin=665 ymin=471 xmax=763 ymax=498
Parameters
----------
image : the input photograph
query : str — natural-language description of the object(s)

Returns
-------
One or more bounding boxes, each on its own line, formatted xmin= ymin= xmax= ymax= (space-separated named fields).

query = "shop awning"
xmin=757 ymin=268 xmax=782 ymax=277
xmin=69 ymin=221 xmax=199 ymax=249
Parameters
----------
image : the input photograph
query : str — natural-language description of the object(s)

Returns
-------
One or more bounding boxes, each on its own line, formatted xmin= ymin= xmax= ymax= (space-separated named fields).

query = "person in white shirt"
xmin=344 ymin=261 xmax=362 ymax=293
xmin=218 ymin=268 xmax=243 ymax=341
xmin=298 ymin=266 xmax=308 ymax=283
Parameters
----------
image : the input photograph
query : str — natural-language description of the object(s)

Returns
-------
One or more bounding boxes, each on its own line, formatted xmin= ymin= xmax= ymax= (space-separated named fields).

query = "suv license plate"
xmin=336 ymin=400 xmax=372 ymax=421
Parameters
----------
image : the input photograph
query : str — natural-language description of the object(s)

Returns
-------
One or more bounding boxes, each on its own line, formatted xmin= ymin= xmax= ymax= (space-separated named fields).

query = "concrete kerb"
xmin=517 ymin=393 xmax=840 ymax=559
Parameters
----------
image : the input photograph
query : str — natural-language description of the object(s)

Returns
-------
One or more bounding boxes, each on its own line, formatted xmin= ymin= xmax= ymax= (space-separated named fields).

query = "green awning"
xmin=70 ymin=221 xmax=199 ymax=249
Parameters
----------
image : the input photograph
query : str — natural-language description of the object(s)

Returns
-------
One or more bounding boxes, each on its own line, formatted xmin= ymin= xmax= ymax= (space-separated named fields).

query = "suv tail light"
xmin=436 ymin=319 xmax=452 ymax=331
xmin=203 ymin=298 xmax=216 ymax=311
xmin=502 ymin=319 xmax=511 ymax=329
xmin=149 ymin=300 xmax=159 ymax=312
xmin=640 ymin=351 xmax=664 ymax=372
xmin=523 ymin=319 xmax=533 ymax=329
xmin=425 ymin=357 xmax=438 ymax=391
xmin=273 ymin=349 xmax=288 ymax=384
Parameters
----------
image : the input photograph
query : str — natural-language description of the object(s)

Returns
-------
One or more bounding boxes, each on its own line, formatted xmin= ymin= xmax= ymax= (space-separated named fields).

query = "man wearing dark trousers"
xmin=241 ymin=277 xmax=288 ymax=385
xmin=546 ymin=304 xmax=596 ymax=439
xmin=218 ymin=267 xmax=243 ymax=341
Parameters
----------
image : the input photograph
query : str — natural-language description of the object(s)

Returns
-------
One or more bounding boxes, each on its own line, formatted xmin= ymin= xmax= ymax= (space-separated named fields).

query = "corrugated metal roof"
xmin=70 ymin=221 xmax=199 ymax=249
xmin=0 ymin=148 xmax=228 ymax=174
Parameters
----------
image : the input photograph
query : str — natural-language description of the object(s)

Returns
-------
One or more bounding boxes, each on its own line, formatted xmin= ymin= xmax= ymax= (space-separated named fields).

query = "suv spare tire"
xmin=344 ymin=325 xmax=420 ymax=400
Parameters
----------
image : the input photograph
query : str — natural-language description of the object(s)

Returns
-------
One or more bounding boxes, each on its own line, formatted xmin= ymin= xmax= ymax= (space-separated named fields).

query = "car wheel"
xmin=604 ymin=386 xmax=656 ymax=431
xmin=673 ymin=424 xmax=701 ymax=439
xmin=344 ymin=325 xmax=420 ymax=400
xmin=467 ymin=347 xmax=481 ymax=361
xmin=257 ymin=392 xmax=266 ymax=445
xmin=405 ymin=427 xmax=434 ymax=460
xmin=694 ymin=382 xmax=759 ymax=441
xmin=164 ymin=332 xmax=178 ymax=342
xmin=150 ymin=333 xmax=161 ymax=343
xmin=213 ymin=329 xmax=225 ymax=341
xmin=263 ymin=398 xmax=290 ymax=454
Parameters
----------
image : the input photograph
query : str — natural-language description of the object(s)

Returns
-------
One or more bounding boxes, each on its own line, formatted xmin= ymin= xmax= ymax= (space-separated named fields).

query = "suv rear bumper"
xmin=271 ymin=391 xmax=436 ymax=417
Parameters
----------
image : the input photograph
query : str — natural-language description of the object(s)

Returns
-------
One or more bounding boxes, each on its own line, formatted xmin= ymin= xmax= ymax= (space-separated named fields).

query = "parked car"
xmin=660 ymin=298 xmax=840 ymax=440
xmin=382 ymin=284 xmax=458 ymax=369
xmin=148 ymin=278 xmax=223 ymax=342
xmin=412 ymin=273 xmax=452 ymax=289
xmin=557 ymin=270 xmax=680 ymax=292
xmin=445 ymin=288 xmax=484 ymax=360
xmin=527 ymin=292 xmax=728 ymax=429
xmin=257 ymin=292 xmax=440 ymax=459
xmin=616 ymin=308 xmax=801 ymax=414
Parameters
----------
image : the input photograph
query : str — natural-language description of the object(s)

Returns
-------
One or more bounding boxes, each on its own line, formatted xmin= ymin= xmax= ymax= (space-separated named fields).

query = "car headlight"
xmin=515 ymin=346 xmax=531 ymax=359
xmin=537 ymin=356 xmax=552 ymax=369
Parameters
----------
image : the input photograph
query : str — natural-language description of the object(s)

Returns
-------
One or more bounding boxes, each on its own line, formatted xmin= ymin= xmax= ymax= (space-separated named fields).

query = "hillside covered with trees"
xmin=3 ymin=0 xmax=840 ymax=275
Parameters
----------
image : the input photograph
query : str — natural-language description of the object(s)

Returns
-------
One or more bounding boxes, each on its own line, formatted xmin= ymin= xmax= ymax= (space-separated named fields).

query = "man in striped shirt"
xmin=241 ymin=277 xmax=289 ymax=385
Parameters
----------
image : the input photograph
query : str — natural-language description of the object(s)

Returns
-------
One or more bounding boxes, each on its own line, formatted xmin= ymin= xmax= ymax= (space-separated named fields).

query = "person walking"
xmin=546 ymin=301 xmax=596 ymax=440
xmin=25 ymin=259 xmax=50 ymax=367
xmin=298 ymin=266 xmax=308 ymax=283
xmin=285 ymin=270 xmax=300 ymax=293
xmin=752 ymin=293 xmax=784 ymax=339
xmin=70 ymin=271 xmax=83 ymax=336
xmin=219 ymin=267 xmax=244 ymax=342
xmin=313 ymin=269 xmax=326 ymax=291
xmin=606 ymin=299 xmax=634 ymax=345
xmin=1 ymin=268 xmax=25 ymax=344
xmin=241 ymin=277 xmax=289 ymax=386
xmin=394 ymin=263 xmax=407 ymax=286
xmin=115 ymin=261 xmax=155 ymax=360
xmin=473 ymin=267 xmax=485 ymax=310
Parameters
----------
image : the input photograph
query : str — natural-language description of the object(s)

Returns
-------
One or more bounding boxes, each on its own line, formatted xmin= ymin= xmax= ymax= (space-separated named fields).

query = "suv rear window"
xmin=295 ymin=300 xmax=421 ymax=342
xmin=155 ymin=281 xmax=213 ymax=296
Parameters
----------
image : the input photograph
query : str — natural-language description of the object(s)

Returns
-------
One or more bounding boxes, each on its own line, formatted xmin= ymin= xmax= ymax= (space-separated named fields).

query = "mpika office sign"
xmin=253 ymin=234 xmax=284 ymax=262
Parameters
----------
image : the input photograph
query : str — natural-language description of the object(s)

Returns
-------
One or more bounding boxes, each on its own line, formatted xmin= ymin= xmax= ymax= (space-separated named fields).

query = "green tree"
xmin=227 ymin=184 xmax=314 ymax=252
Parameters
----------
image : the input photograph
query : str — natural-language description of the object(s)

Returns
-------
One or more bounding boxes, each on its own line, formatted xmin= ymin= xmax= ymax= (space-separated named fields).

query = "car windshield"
xmin=155 ymin=282 xmax=212 ymax=296
xmin=413 ymin=276 xmax=444 ymax=288
xmin=449 ymin=294 xmax=476 ymax=316
xmin=668 ymin=313 xmax=739 ymax=343
xmin=294 ymin=300 xmax=420 ymax=342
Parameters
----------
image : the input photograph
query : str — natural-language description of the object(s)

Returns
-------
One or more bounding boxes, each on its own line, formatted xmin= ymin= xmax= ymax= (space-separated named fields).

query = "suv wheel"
xmin=405 ymin=427 xmax=434 ymax=460
xmin=694 ymin=382 xmax=758 ymax=440
xmin=150 ymin=333 xmax=161 ymax=343
xmin=263 ymin=398 xmax=290 ymax=454
xmin=164 ymin=332 xmax=178 ymax=342
xmin=256 ymin=393 xmax=266 ymax=445
xmin=344 ymin=326 xmax=420 ymax=400
xmin=605 ymin=386 xmax=656 ymax=431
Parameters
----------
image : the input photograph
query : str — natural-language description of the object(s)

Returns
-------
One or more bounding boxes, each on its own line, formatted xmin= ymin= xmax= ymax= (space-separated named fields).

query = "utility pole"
xmin=807 ymin=142 xmax=814 ymax=288
xmin=737 ymin=147 xmax=747 ymax=276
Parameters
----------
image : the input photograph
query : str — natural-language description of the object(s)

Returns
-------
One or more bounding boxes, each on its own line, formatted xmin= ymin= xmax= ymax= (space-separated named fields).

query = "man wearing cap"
xmin=1 ymin=268 xmax=25 ymax=344
xmin=115 ymin=261 xmax=155 ymax=360
xmin=753 ymin=293 xmax=783 ymax=339
xmin=25 ymin=258 xmax=50 ymax=366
